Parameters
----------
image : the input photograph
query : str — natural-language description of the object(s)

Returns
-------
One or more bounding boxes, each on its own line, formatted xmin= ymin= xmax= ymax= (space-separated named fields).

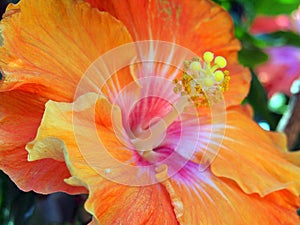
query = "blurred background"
xmin=0 ymin=0 xmax=300 ymax=224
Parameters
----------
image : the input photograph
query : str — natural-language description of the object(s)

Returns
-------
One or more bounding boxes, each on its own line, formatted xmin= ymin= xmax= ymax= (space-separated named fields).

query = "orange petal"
xmin=209 ymin=108 xmax=300 ymax=196
xmin=27 ymin=93 xmax=178 ymax=225
xmin=270 ymin=132 xmax=300 ymax=167
xmin=167 ymin=163 xmax=300 ymax=224
xmin=87 ymin=0 xmax=250 ymax=106
xmin=27 ymin=92 xmax=135 ymax=183
xmin=0 ymin=0 xmax=133 ymax=101
xmin=84 ymin=181 xmax=177 ymax=224
xmin=228 ymin=103 xmax=254 ymax=118
xmin=28 ymin=92 xmax=178 ymax=224
xmin=224 ymin=64 xmax=251 ymax=107
xmin=0 ymin=90 xmax=86 ymax=194
xmin=88 ymin=0 xmax=239 ymax=60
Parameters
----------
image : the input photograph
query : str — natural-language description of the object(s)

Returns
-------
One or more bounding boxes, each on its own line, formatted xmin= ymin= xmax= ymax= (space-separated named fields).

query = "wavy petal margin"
xmin=168 ymin=161 xmax=300 ymax=224
xmin=0 ymin=0 xmax=133 ymax=101
xmin=0 ymin=90 xmax=86 ymax=194
xmin=26 ymin=91 xmax=300 ymax=224
xmin=0 ymin=0 xmax=135 ymax=193
xmin=209 ymin=108 xmax=300 ymax=196
xmin=27 ymin=92 xmax=178 ymax=223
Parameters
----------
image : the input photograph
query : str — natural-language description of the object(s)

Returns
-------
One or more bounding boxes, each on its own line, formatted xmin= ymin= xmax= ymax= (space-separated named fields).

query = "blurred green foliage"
xmin=214 ymin=0 xmax=300 ymax=131
xmin=254 ymin=0 xmax=300 ymax=15
xmin=215 ymin=0 xmax=300 ymax=16
xmin=265 ymin=31 xmax=300 ymax=47
xmin=0 ymin=170 xmax=90 ymax=225
xmin=0 ymin=172 xmax=35 ymax=225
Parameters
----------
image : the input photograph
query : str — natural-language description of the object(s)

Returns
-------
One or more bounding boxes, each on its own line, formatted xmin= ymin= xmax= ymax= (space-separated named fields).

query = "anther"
xmin=203 ymin=51 xmax=214 ymax=63
xmin=214 ymin=56 xmax=227 ymax=68
xmin=214 ymin=70 xmax=224 ymax=82
xmin=204 ymin=77 xmax=214 ymax=87
xmin=173 ymin=51 xmax=230 ymax=107
xmin=189 ymin=61 xmax=201 ymax=72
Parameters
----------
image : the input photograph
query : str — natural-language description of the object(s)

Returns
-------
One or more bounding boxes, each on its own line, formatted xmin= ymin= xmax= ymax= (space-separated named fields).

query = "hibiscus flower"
xmin=256 ymin=46 xmax=300 ymax=97
xmin=1 ymin=0 xmax=300 ymax=224
xmin=252 ymin=6 xmax=300 ymax=97
xmin=251 ymin=6 xmax=300 ymax=34
xmin=251 ymin=15 xmax=291 ymax=34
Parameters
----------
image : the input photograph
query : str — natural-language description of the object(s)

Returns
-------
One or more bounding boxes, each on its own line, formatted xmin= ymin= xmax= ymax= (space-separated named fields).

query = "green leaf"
xmin=264 ymin=31 xmax=300 ymax=47
xmin=235 ymin=26 xmax=269 ymax=67
xmin=238 ymin=47 xmax=268 ymax=67
xmin=212 ymin=0 xmax=232 ymax=10
xmin=245 ymin=70 xmax=278 ymax=130
xmin=9 ymin=192 xmax=35 ymax=225
xmin=253 ymin=0 xmax=299 ymax=15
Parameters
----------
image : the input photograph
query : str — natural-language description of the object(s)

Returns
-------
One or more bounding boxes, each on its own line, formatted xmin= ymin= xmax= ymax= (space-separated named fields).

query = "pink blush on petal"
xmin=128 ymin=96 xmax=174 ymax=134
xmin=251 ymin=15 xmax=291 ymax=34
xmin=256 ymin=46 xmax=300 ymax=97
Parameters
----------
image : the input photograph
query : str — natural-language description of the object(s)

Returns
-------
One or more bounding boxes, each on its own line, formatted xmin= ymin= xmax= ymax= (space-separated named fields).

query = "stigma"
xmin=173 ymin=51 xmax=230 ymax=107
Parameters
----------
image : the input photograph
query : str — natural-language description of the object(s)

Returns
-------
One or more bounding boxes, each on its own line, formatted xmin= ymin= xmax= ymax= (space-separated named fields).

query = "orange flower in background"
xmin=0 ymin=0 xmax=300 ymax=224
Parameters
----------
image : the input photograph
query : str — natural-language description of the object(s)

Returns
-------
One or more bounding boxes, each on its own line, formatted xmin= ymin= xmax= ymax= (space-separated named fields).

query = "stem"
xmin=277 ymin=92 xmax=300 ymax=150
